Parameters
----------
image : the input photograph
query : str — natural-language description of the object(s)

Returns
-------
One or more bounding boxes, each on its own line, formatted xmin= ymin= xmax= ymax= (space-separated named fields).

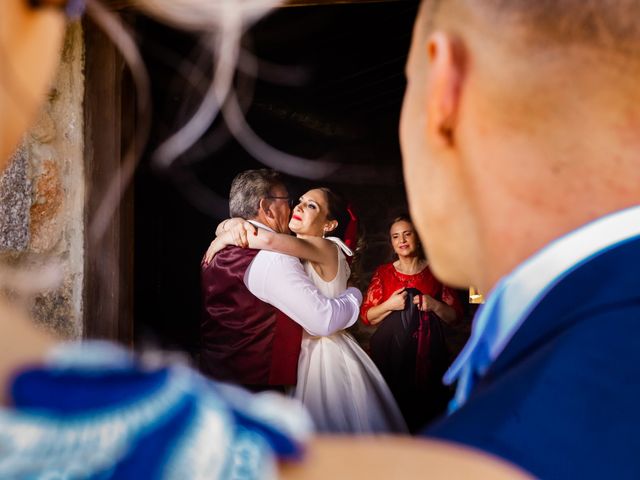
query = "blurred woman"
xmin=0 ymin=1 xmax=310 ymax=478
xmin=361 ymin=215 xmax=464 ymax=432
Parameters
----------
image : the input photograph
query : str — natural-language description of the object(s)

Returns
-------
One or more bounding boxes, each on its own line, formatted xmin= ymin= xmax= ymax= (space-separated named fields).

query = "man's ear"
xmin=259 ymin=198 xmax=275 ymax=219
xmin=425 ymin=32 xmax=465 ymax=147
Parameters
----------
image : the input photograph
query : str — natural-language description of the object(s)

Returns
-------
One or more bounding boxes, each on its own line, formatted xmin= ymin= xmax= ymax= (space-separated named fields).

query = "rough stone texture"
xmin=0 ymin=24 xmax=85 ymax=340
xmin=0 ymin=146 xmax=31 ymax=251
xmin=30 ymin=159 xmax=64 ymax=253
xmin=31 ymin=277 xmax=82 ymax=339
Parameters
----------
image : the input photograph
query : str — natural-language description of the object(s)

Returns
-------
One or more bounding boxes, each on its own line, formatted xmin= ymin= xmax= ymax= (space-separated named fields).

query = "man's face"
xmin=399 ymin=11 xmax=471 ymax=287
xmin=268 ymin=184 xmax=292 ymax=234
xmin=400 ymin=24 xmax=430 ymax=238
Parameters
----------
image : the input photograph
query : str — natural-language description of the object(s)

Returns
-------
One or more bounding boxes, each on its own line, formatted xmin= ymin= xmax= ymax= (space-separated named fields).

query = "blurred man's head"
xmin=401 ymin=0 xmax=640 ymax=291
xmin=229 ymin=169 xmax=291 ymax=234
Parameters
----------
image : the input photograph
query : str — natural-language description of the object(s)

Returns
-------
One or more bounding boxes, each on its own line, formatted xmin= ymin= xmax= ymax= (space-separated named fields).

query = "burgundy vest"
xmin=200 ymin=247 xmax=302 ymax=386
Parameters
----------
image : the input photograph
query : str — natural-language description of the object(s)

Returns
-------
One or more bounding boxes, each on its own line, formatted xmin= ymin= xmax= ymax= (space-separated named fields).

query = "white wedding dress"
xmin=294 ymin=237 xmax=408 ymax=434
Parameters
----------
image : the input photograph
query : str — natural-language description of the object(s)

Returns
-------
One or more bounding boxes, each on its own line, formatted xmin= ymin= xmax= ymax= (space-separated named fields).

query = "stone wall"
xmin=0 ymin=25 xmax=85 ymax=339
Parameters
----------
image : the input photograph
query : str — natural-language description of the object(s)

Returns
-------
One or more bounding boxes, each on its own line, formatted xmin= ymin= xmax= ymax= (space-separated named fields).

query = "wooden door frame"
xmin=83 ymin=17 xmax=134 ymax=345
xmin=105 ymin=0 xmax=411 ymax=9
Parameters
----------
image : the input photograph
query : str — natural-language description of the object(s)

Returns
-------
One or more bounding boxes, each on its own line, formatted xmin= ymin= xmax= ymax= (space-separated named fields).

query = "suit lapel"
xmin=482 ymin=235 xmax=640 ymax=385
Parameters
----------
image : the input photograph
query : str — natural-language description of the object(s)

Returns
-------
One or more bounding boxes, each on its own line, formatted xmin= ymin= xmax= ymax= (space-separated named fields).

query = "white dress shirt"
xmin=243 ymin=222 xmax=362 ymax=336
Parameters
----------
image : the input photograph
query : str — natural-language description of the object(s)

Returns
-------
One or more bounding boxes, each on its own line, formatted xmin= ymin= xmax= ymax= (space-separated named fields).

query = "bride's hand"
xmin=215 ymin=217 xmax=246 ymax=236
xmin=228 ymin=220 xmax=257 ymax=248
xmin=203 ymin=236 xmax=225 ymax=265
xmin=202 ymin=221 xmax=258 ymax=265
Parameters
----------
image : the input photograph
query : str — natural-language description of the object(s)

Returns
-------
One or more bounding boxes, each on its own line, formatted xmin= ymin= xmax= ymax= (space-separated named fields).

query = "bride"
xmin=206 ymin=187 xmax=407 ymax=434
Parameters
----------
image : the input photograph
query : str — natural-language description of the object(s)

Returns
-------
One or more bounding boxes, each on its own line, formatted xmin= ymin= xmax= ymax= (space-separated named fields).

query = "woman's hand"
xmin=202 ymin=236 xmax=226 ymax=265
xmin=227 ymin=220 xmax=257 ymax=249
xmin=413 ymin=294 xmax=458 ymax=324
xmin=203 ymin=221 xmax=257 ymax=265
xmin=385 ymin=288 xmax=408 ymax=311
xmin=215 ymin=217 xmax=247 ymax=236
xmin=413 ymin=294 xmax=436 ymax=312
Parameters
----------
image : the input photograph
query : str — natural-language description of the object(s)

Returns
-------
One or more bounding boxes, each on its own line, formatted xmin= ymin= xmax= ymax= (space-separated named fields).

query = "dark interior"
xmin=133 ymin=1 xmax=421 ymax=355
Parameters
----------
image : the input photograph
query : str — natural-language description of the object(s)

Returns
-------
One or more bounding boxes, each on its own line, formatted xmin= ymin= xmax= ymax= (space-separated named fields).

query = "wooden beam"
xmin=83 ymin=16 xmax=134 ymax=346
xmin=284 ymin=0 xmax=411 ymax=5
xmin=105 ymin=0 xmax=410 ymax=10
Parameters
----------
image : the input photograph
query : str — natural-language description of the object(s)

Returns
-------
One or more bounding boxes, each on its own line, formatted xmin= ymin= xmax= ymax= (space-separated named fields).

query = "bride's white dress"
xmin=294 ymin=238 xmax=408 ymax=433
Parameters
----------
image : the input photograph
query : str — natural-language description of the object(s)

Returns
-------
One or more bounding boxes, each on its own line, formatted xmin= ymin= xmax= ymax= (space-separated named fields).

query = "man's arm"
xmin=245 ymin=251 xmax=362 ymax=336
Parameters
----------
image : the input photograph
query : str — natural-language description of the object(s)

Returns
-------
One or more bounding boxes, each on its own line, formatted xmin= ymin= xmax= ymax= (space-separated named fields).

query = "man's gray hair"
xmin=229 ymin=169 xmax=285 ymax=219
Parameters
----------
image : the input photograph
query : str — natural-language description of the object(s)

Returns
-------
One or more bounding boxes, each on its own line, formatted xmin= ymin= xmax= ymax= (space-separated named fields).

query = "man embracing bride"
xmin=202 ymin=169 xmax=406 ymax=434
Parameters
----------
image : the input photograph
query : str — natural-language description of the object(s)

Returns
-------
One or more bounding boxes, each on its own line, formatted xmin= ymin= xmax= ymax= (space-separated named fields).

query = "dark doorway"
xmin=132 ymin=1 xmax=420 ymax=357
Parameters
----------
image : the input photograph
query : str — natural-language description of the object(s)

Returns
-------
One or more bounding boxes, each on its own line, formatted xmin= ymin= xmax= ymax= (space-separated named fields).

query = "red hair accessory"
xmin=344 ymin=204 xmax=359 ymax=254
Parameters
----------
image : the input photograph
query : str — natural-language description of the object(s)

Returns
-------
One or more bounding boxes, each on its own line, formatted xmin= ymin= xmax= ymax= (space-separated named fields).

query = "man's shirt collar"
xmin=445 ymin=204 xmax=640 ymax=388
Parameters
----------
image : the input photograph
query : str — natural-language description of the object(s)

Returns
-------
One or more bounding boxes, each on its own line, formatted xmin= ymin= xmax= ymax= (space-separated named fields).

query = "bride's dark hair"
xmin=318 ymin=187 xmax=351 ymax=240
xmin=319 ymin=187 xmax=365 ymax=288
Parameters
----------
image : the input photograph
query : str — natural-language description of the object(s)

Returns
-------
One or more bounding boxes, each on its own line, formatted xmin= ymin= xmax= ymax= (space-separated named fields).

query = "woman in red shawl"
xmin=361 ymin=216 xmax=464 ymax=433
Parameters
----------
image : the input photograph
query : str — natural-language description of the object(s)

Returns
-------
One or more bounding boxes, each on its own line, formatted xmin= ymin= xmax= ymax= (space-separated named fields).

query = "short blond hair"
xmin=424 ymin=0 xmax=640 ymax=58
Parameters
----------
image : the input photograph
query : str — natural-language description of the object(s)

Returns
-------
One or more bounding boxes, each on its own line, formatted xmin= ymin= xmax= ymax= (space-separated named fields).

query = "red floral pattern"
xmin=360 ymin=263 xmax=463 ymax=324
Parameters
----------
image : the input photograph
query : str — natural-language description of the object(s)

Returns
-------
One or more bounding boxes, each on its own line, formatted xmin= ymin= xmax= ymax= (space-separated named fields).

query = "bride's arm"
xmin=204 ymin=219 xmax=334 ymax=266
xmin=236 ymin=222 xmax=331 ymax=265
xmin=203 ymin=219 xmax=255 ymax=265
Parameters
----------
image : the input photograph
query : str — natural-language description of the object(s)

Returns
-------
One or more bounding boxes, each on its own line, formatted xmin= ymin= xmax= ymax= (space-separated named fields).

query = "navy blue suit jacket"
xmin=426 ymin=236 xmax=640 ymax=479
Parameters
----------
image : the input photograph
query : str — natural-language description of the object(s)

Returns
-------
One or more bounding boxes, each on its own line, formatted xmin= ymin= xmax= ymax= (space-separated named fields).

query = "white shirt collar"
xmin=445 ymin=204 xmax=640 ymax=385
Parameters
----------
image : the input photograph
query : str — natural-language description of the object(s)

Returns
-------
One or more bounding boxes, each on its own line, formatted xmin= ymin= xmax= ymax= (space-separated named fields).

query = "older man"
xmin=200 ymin=169 xmax=362 ymax=392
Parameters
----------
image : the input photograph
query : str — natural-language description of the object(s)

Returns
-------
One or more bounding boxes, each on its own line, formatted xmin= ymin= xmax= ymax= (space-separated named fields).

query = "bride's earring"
xmin=322 ymin=228 xmax=327 ymax=238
